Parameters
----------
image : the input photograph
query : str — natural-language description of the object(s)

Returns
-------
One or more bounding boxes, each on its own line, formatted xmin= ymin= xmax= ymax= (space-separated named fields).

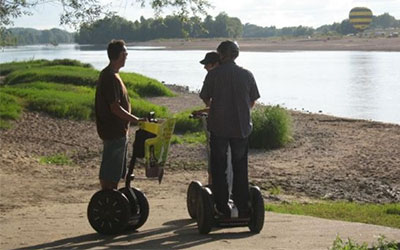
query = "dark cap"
xmin=200 ymin=52 xmax=219 ymax=65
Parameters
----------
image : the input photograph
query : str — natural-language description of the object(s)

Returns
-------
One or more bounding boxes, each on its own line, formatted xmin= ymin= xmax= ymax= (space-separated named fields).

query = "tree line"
xmin=2 ymin=12 xmax=399 ymax=46
xmin=1 ymin=28 xmax=74 ymax=46
xmin=75 ymin=12 xmax=400 ymax=44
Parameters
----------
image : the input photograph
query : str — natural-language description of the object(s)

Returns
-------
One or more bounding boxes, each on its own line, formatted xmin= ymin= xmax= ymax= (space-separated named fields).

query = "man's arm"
xmin=110 ymin=102 xmax=144 ymax=124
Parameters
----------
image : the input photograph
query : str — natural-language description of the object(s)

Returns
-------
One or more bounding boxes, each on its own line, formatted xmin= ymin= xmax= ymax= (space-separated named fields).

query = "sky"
xmin=10 ymin=0 xmax=400 ymax=32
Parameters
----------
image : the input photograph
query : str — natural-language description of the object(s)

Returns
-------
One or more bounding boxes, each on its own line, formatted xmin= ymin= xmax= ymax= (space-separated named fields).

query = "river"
xmin=1 ymin=44 xmax=399 ymax=124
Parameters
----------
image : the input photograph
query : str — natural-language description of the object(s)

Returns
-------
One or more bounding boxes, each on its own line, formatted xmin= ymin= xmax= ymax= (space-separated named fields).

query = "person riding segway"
xmin=193 ymin=40 xmax=264 ymax=234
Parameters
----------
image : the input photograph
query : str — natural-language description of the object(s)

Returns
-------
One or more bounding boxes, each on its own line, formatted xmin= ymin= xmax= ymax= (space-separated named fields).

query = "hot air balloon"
xmin=349 ymin=7 xmax=373 ymax=31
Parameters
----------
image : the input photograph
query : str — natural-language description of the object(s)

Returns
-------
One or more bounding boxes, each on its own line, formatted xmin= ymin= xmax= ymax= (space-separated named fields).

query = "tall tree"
xmin=1 ymin=0 xmax=210 ymax=29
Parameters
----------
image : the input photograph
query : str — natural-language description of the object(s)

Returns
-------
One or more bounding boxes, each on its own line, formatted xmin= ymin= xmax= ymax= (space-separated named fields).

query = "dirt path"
xmin=2 ymin=181 xmax=400 ymax=250
xmin=1 ymin=87 xmax=400 ymax=249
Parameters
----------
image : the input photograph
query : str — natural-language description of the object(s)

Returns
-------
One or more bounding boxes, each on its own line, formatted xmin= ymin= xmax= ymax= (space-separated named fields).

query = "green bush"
xmin=249 ymin=105 xmax=292 ymax=149
xmin=173 ymin=109 xmax=203 ymax=134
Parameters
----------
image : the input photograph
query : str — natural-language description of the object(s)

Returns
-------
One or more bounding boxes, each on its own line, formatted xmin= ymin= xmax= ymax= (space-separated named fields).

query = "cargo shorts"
xmin=99 ymin=136 xmax=128 ymax=183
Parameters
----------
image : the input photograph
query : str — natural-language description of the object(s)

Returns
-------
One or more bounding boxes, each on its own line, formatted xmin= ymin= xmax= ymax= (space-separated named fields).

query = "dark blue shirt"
xmin=200 ymin=61 xmax=260 ymax=138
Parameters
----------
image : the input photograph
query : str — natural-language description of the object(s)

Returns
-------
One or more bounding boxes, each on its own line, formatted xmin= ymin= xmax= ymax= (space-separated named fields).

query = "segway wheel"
xmin=119 ymin=187 xmax=150 ymax=231
xmin=196 ymin=187 xmax=213 ymax=234
xmin=248 ymin=186 xmax=265 ymax=234
xmin=186 ymin=181 xmax=203 ymax=219
xmin=87 ymin=189 xmax=131 ymax=235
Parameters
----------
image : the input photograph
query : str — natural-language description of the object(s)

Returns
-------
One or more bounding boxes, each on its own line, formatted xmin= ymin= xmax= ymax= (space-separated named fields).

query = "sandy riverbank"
xmin=129 ymin=37 xmax=400 ymax=51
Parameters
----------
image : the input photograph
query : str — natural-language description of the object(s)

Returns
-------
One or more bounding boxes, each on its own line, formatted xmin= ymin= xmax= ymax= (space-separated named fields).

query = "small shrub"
xmin=330 ymin=235 xmax=398 ymax=250
xmin=249 ymin=105 xmax=292 ymax=149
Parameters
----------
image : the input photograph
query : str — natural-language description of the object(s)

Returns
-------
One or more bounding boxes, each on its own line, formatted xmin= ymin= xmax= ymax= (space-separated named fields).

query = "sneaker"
xmin=230 ymin=205 xmax=239 ymax=218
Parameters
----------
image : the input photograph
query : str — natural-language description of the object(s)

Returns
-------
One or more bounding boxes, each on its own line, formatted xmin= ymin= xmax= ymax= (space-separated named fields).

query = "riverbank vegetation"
xmin=0 ymin=59 xmax=171 ymax=126
xmin=0 ymin=59 xmax=293 ymax=150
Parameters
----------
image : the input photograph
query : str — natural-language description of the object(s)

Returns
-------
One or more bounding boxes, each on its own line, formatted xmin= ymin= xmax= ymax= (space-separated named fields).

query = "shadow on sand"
xmin=13 ymin=218 xmax=255 ymax=249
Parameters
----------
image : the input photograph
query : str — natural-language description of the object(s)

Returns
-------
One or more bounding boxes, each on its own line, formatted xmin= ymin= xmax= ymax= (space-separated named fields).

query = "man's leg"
xmin=99 ymin=136 xmax=128 ymax=190
xmin=230 ymin=137 xmax=250 ymax=217
xmin=210 ymin=133 xmax=230 ymax=216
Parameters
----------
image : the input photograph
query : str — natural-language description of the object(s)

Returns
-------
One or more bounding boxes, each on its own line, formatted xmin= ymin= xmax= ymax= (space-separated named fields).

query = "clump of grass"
xmin=249 ymin=105 xmax=292 ymax=149
xmin=268 ymin=186 xmax=282 ymax=195
xmin=330 ymin=235 xmax=398 ymax=250
xmin=39 ymin=153 xmax=73 ymax=165
xmin=173 ymin=109 xmax=203 ymax=134
xmin=0 ymin=91 xmax=22 ymax=129
xmin=265 ymin=202 xmax=400 ymax=229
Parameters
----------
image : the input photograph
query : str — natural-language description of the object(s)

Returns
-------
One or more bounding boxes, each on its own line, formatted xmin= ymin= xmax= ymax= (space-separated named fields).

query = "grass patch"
xmin=250 ymin=105 xmax=293 ymax=149
xmin=121 ymin=72 xmax=174 ymax=97
xmin=266 ymin=202 xmax=400 ymax=229
xmin=0 ymin=91 xmax=22 ymax=129
xmin=330 ymin=235 xmax=398 ymax=250
xmin=5 ymin=65 xmax=101 ymax=87
xmin=131 ymin=98 xmax=169 ymax=118
xmin=171 ymin=131 xmax=206 ymax=145
xmin=2 ymin=82 xmax=95 ymax=120
xmin=174 ymin=109 xmax=203 ymax=133
xmin=0 ymin=60 xmax=173 ymax=123
xmin=39 ymin=153 xmax=73 ymax=165
xmin=1 ymin=81 xmax=169 ymax=120
xmin=0 ymin=59 xmax=92 ymax=76
xmin=3 ymin=60 xmax=172 ymax=98
xmin=268 ymin=186 xmax=282 ymax=195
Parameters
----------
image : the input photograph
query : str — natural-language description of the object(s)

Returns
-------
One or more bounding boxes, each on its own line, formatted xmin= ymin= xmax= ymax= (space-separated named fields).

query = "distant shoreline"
xmin=129 ymin=37 xmax=400 ymax=52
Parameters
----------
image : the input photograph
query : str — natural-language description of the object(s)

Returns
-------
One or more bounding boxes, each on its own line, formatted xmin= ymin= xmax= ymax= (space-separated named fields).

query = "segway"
xmin=186 ymin=111 xmax=265 ymax=234
xmin=186 ymin=111 xmax=233 ymax=219
xmin=197 ymin=185 xmax=265 ymax=234
xmin=87 ymin=112 xmax=176 ymax=235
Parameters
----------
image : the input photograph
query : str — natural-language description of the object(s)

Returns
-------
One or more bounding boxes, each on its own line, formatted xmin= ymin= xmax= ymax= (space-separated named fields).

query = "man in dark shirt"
xmin=200 ymin=40 xmax=260 ymax=218
xmin=95 ymin=39 xmax=145 ymax=190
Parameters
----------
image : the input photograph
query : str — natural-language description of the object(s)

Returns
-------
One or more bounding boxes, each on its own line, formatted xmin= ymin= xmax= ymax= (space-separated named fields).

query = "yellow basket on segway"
xmin=139 ymin=117 xmax=176 ymax=183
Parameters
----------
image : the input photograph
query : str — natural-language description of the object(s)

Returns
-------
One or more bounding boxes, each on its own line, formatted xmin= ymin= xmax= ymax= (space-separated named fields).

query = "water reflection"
xmin=347 ymin=53 xmax=378 ymax=119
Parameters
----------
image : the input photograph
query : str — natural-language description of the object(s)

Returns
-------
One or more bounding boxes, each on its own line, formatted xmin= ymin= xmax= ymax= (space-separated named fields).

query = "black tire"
xmin=87 ymin=190 xmax=131 ymax=235
xmin=248 ymin=186 xmax=265 ymax=233
xmin=186 ymin=181 xmax=203 ymax=219
xmin=196 ymin=187 xmax=213 ymax=234
xmin=131 ymin=187 xmax=149 ymax=230
xmin=119 ymin=187 xmax=150 ymax=231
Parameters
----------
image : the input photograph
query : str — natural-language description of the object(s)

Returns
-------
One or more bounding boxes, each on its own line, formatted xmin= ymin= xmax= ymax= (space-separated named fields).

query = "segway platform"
xmin=87 ymin=113 xmax=176 ymax=235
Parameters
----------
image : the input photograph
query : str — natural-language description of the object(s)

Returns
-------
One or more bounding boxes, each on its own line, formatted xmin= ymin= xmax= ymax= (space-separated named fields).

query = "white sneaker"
xmin=230 ymin=204 xmax=239 ymax=218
